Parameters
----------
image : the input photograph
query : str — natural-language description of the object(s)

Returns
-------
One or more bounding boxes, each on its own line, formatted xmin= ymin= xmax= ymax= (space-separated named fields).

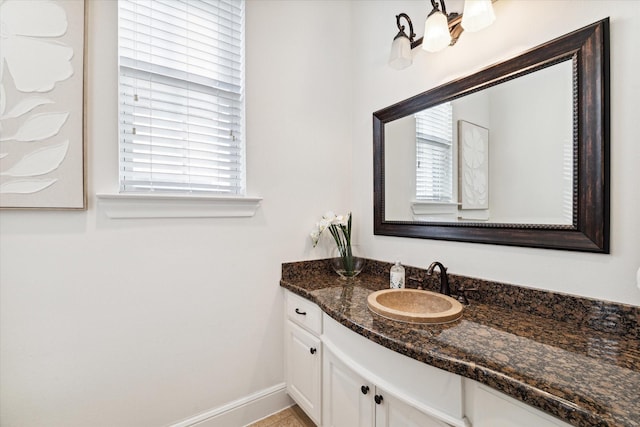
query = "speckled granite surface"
xmin=280 ymin=259 xmax=640 ymax=427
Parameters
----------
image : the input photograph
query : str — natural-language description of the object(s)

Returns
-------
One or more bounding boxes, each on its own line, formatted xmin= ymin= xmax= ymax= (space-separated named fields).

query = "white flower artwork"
xmin=459 ymin=120 xmax=489 ymax=210
xmin=0 ymin=0 xmax=85 ymax=209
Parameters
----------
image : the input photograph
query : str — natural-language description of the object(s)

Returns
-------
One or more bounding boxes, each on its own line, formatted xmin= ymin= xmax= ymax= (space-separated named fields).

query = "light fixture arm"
xmin=394 ymin=13 xmax=416 ymax=42
xmin=430 ymin=0 xmax=446 ymax=16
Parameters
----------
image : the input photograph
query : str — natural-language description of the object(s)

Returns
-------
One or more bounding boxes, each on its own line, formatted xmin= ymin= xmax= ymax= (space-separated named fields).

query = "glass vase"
xmin=330 ymin=245 xmax=366 ymax=278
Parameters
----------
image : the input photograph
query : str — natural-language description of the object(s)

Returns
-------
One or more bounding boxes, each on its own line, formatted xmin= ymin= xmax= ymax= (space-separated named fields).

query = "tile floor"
xmin=247 ymin=405 xmax=316 ymax=427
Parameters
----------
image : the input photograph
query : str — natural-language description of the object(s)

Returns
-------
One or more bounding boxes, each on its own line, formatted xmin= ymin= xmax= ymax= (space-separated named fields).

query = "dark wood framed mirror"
xmin=373 ymin=19 xmax=609 ymax=252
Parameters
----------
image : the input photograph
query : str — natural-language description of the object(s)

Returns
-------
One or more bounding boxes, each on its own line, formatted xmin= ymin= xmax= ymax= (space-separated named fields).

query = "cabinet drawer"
xmin=286 ymin=290 xmax=322 ymax=335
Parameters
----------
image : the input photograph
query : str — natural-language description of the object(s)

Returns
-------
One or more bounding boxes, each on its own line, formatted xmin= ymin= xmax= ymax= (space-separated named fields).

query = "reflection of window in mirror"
xmin=415 ymin=102 xmax=453 ymax=202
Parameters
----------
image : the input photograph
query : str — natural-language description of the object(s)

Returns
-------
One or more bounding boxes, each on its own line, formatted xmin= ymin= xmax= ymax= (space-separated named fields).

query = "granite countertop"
xmin=280 ymin=260 xmax=640 ymax=427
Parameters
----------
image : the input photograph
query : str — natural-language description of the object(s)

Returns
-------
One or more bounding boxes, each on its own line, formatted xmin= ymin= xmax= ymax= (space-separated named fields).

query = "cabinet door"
xmin=471 ymin=383 xmax=571 ymax=427
xmin=323 ymin=346 xmax=374 ymax=427
xmin=374 ymin=386 xmax=452 ymax=427
xmin=286 ymin=321 xmax=321 ymax=424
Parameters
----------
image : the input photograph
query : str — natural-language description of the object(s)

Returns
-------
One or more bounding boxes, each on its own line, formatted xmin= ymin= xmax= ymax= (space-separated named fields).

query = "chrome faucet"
xmin=426 ymin=261 xmax=451 ymax=297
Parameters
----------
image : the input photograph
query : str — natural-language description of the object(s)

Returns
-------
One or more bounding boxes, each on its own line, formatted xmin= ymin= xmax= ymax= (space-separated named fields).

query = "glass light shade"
xmin=461 ymin=0 xmax=496 ymax=32
xmin=389 ymin=35 xmax=412 ymax=70
xmin=422 ymin=12 xmax=452 ymax=52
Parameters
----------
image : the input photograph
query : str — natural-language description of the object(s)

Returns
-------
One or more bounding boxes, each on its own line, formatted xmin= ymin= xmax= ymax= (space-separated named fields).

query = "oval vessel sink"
xmin=367 ymin=289 xmax=463 ymax=324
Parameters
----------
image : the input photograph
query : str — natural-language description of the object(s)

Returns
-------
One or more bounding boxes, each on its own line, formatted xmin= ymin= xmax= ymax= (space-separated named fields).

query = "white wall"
xmin=489 ymin=61 xmax=573 ymax=224
xmin=385 ymin=116 xmax=416 ymax=220
xmin=0 ymin=1 xmax=353 ymax=426
xmin=351 ymin=0 xmax=640 ymax=306
xmin=2 ymin=1 xmax=639 ymax=426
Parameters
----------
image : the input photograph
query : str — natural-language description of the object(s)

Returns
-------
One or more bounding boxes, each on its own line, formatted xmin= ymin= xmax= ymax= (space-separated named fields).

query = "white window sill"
xmin=411 ymin=201 xmax=459 ymax=215
xmin=96 ymin=193 xmax=262 ymax=219
xmin=411 ymin=201 xmax=459 ymax=222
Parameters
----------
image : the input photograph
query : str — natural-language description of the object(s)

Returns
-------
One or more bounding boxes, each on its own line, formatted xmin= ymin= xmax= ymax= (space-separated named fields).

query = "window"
xmin=415 ymin=102 xmax=453 ymax=202
xmin=118 ymin=0 xmax=244 ymax=195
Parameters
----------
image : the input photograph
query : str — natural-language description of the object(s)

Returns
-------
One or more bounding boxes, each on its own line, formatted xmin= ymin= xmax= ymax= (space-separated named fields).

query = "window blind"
xmin=118 ymin=0 xmax=244 ymax=194
xmin=415 ymin=102 xmax=453 ymax=202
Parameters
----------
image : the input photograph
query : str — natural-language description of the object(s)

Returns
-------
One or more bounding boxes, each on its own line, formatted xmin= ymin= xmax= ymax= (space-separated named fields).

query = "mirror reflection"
xmin=384 ymin=60 xmax=574 ymax=225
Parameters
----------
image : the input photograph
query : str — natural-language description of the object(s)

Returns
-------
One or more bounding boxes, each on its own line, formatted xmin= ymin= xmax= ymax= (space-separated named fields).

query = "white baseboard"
xmin=169 ymin=383 xmax=293 ymax=427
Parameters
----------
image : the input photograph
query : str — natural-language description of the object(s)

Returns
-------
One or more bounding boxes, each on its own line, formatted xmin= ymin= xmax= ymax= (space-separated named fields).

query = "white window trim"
xmin=104 ymin=0 xmax=259 ymax=219
xmin=96 ymin=193 xmax=261 ymax=219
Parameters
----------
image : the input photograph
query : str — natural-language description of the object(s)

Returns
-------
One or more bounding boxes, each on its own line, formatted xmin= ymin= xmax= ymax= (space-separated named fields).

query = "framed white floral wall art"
xmin=458 ymin=120 xmax=489 ymax=211
xmin=0 ymin=0 xmax=86 ymax=209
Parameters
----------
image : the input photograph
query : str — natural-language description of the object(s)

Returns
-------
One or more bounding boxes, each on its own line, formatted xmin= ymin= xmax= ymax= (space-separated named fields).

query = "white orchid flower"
xmin=322 ymin=211 xmax=336 ymax=221
xmin=333 ymin=215 xmax=348 ymax=226
xmin=310 ymin=211 xmax=353 ymax=247
xmin=309 ymin=211 xmax=359 ymax=276
xmin=318 ymin=218 xmax=330 ymax=231
xmin=310 ymin=228 xmax=321 ymax=247
xmin=310 ymin=218 xmax=330 ymax=247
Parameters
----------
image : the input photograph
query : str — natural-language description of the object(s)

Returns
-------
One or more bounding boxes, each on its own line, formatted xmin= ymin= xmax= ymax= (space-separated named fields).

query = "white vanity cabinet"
xmin=323 ymin=344 xmax=451 ymax=427
xmin=322 ymin=314 xmax=467 ymax=427
xmin=284 ymin=290 xmax=574 ymax=427
xmin=284 ymin=291 xmax=322 ymax=425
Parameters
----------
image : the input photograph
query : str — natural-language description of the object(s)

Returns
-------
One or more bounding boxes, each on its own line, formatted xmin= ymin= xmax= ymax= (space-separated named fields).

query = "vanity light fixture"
xmin=422 ymin=0 xmax=454 ymax=52
xmin=389 ymin=13 xmax=417 ymax=70
xmin=389 ymin=0 xmax=496 ymax=70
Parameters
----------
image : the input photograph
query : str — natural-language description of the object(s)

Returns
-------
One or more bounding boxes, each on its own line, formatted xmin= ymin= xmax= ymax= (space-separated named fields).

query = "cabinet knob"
xmin=374 ymin=394 xmax=383 ymax=405
xmin=310 ymin=347 xmax=317 ymax=355
xmin=361 ymin=385 xmax=369 ymax=395
xmin=295 ymin=308 xmax=307 ymax=315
